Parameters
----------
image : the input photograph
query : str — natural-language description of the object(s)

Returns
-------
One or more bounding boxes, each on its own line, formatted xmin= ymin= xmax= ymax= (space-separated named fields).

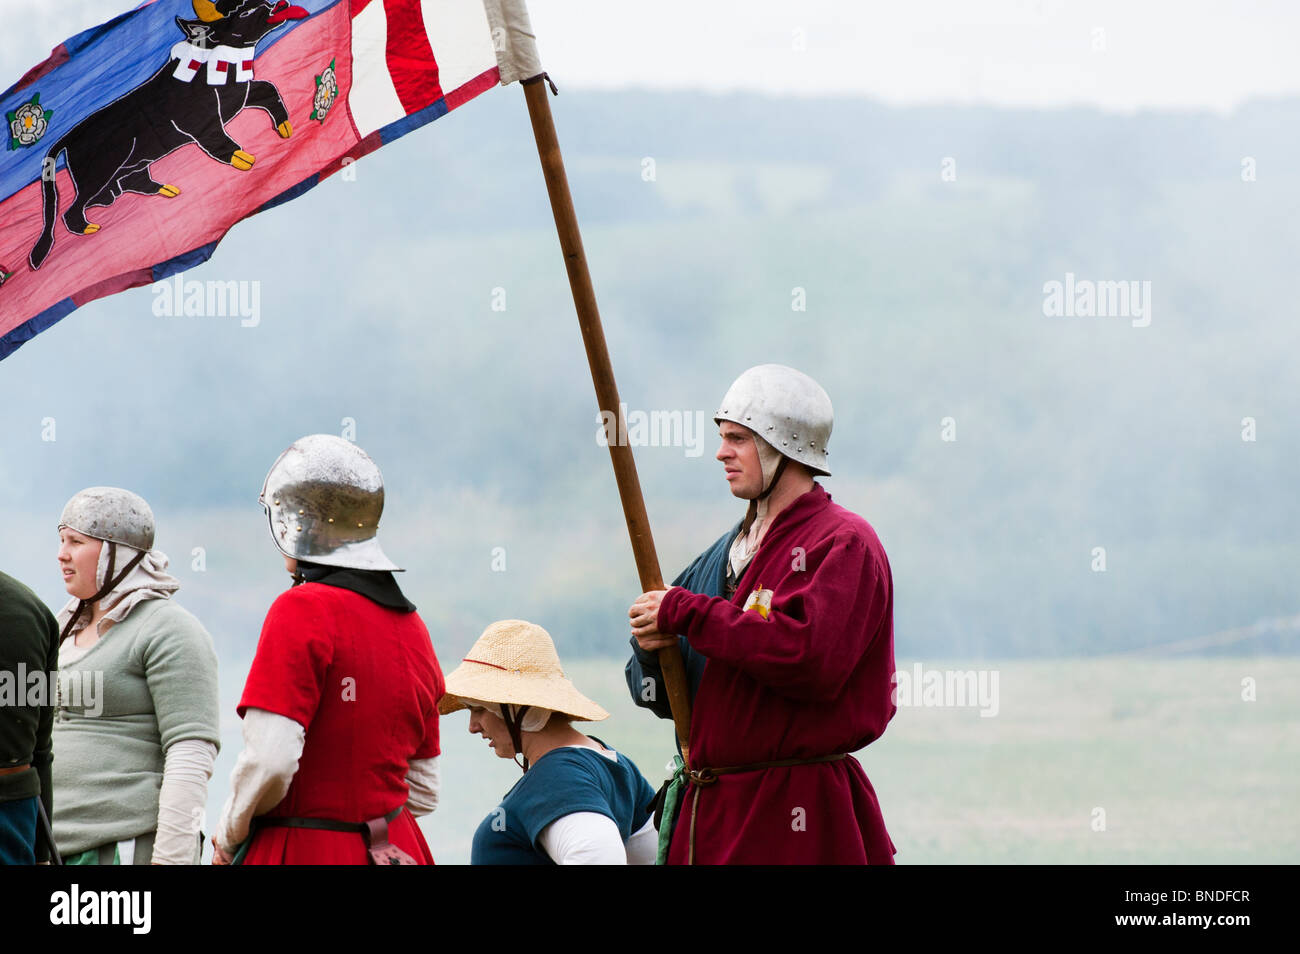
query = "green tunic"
xmin=0 ymin=571 xmax=60 ymax=862
xmin=53 ymin=598 xmax=220 ymax=857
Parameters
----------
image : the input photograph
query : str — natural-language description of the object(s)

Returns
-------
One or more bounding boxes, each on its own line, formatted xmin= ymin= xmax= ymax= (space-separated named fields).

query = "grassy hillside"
xmin=327 ymin=655 xmax=1300 ymax=864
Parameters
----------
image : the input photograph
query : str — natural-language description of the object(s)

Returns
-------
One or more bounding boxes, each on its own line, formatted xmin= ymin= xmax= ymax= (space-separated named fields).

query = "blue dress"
xmin=471 ymin=741 xmax=656 ymax=865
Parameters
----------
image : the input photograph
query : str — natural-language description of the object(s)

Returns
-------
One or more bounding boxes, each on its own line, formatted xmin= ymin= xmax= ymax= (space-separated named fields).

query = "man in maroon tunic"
xmin=628 ymin=364 xmax=897 ymax=864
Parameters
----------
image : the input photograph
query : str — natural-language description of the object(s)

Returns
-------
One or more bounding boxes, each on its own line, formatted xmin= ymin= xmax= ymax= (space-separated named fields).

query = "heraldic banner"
xmin=0 ymin=0 xmax=538 ymax=361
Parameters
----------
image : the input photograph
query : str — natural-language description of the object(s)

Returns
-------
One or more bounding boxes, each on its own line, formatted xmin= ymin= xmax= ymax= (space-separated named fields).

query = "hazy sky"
xmin=3 ymin=0 xmax=1298 ymax=113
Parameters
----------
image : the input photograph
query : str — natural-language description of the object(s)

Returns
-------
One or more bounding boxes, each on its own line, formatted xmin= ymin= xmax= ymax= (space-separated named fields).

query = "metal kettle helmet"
xmin=260 ymin=434 xmax=402 ymax=572
xmin=57 ymin=487 xmax=157 ymax=642
xmin=714 ymin=364 xmax=833 ymax=477
xmin=58 ymin=487 xmax=156 ymax=550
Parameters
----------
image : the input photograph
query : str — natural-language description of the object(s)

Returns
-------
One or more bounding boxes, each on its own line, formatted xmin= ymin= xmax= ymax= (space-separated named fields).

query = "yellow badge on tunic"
xmin=743 ymin=583 xmax=774 ymax=619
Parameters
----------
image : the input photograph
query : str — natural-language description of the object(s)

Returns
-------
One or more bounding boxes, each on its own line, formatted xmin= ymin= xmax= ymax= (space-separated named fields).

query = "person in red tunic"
xmin=212 ymin=435 xmax=445 ymax=865
xmin=628 ymin=365 xmax=897 ymax=864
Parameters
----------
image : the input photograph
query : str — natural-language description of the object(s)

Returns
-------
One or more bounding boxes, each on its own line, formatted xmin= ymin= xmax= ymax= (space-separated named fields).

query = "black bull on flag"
xmin=28 ymin=0 xmax=308 ymax=270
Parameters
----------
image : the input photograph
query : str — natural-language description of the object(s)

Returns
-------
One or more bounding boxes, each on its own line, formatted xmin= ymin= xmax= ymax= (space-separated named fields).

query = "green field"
xmin=414 ymin=656 xmax=1300 ymax=864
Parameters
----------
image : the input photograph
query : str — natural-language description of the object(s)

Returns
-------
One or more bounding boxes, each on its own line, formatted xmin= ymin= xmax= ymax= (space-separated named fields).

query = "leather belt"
xmin=684 ymin=753 xmax=848 ymax=865
xmin=686 ymin=752 xmax=846 ymax=787
xmin=253 ymin=804 xmax=402 ymax=833
xmin=251 ymin=805 xmax=417 ymax=864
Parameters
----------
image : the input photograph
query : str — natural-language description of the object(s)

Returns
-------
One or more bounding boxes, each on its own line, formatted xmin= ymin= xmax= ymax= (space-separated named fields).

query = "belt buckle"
xmin=686 ymin=766 xmax=718 ymax=787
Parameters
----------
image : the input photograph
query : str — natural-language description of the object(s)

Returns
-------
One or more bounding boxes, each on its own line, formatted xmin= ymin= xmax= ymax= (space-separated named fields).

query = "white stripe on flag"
xmin=350 ymin=0 xmax=406 ymax=138
xmin=421 ymin=0 xmax=498 ymax=94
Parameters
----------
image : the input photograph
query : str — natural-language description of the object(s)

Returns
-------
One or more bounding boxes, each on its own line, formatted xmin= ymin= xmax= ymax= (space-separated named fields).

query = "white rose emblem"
xmin=311 ymin=59 xmax=338 ymax=124
xmin=6 ymin=92 xmax=53 ymax=151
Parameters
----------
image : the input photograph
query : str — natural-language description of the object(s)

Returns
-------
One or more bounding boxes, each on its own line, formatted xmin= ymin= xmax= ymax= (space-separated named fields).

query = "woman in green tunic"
xmin=52 ymin=487 xmax=220 ymax=865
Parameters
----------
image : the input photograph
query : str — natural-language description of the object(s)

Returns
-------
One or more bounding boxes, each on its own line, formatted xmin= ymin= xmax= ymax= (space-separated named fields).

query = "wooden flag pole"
xmin=521 ymin=74 xmax=693 ymax=767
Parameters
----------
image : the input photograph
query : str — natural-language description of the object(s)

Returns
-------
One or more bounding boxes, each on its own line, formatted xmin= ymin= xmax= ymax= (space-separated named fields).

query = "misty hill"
xmin=1 ymin=89 xmax=1297 ymax=663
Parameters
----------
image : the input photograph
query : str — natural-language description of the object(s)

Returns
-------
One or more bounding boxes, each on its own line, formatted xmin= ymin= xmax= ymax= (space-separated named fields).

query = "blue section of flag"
xmin=152 ymin=240 xmax=220 ymax=282
xmin=257 ymin=173 xmax=320 ymax=214
xmin=380 ymin=99 xmax=451 ymax=146
xmin=0 ymin=297 xmax=76 ymax=361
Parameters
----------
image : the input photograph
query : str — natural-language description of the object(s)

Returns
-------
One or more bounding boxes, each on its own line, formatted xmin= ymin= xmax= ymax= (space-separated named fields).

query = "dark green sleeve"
xmin=32 ymin=610 xmax=58 ymax=863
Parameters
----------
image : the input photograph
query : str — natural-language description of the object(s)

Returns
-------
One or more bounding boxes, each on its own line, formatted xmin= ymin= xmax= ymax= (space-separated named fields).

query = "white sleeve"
xmin=625 ymin=816 xmax=658 ymax=866
xmin=537 ymin=812 xmax=628 ymax=865
xmin=151 ymin=738 xmax=217 ymax=865
xmin=214 ymin=708 xmax=306 ymax=853
xmin=404 ymin=756 xmax=440 ymax=817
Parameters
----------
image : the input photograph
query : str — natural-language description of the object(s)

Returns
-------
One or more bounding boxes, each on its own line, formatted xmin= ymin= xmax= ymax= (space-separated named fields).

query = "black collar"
xmin=296 ymin=562 xmax=417 ymax=612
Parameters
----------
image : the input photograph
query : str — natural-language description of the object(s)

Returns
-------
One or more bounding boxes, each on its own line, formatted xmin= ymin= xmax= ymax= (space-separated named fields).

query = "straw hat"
xmin=439 ymin=620 xmax=609 ymax=722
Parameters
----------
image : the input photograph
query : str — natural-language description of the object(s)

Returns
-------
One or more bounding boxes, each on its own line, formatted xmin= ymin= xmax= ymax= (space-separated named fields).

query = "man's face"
xmin=717 ymin=421 xmax=763 ymax=499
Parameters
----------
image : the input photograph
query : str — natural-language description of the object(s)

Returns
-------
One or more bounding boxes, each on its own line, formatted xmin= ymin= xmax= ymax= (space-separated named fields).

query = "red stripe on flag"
xmin=70 ymin=267 xmax=152 ymax=308
xmin=383 ymin=0 xmax=444 ymax=114
xmin=444 ymin=66 xmax=500 ymax=111
xmin=318 ymin=130 xmax=384 ymax=183
xmin=5 ymin=43 xmax=70 ymax=97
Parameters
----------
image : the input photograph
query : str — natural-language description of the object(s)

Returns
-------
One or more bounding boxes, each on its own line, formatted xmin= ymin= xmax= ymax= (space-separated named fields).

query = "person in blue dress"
xmin=439 ymin=619 xmax=657 ymax=865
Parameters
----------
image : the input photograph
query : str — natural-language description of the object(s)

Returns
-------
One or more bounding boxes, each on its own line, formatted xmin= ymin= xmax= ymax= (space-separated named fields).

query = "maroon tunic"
xmin=656 ymin=483 xmax=897 ymax=864
xmin=236 ymin=583 xmax=445 ymax=864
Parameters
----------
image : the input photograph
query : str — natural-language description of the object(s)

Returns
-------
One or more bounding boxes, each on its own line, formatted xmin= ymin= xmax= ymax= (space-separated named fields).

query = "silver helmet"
xmin=715 ymin=364 xmax=833 ymax=477
xmin=59 ymin=487 xmax=155 ymax=550
xmin=260 ymin=434 xmax=402 ymax=572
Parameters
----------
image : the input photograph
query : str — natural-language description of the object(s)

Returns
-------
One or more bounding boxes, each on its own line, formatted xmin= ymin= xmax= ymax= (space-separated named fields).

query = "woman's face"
xmin=467 ymin=705 xmax=515 ymax=760
xmin=57 ymin=529 xmax=102 ymax=600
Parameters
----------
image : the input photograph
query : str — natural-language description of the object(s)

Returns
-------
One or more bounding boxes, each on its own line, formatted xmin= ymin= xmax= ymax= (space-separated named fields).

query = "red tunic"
xmin=236 ymin=583 xmax=445 ymax=864
xmin=657 ymin=484 xmax=897 ymax=864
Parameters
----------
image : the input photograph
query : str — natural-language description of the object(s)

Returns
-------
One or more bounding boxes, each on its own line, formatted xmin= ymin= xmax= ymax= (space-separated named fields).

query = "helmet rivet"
xmin=782 ymin=440 xmax=788 ymax=446
xmin=745 ymin=416 xmax=751 ymax=421
xmin=298 ymin=509 xmax=304 ymax=515
xmin=273 ymin=500 xmax=280 ymax=506
xmin=809 ymin=441 xmax=815 ymax=447
xmin=357 ymin=523 xmax=364 ymax=528
xmin=792 ymin=434 xmax=797 ymax=439
xmin=328 ymin=517 xmax=334 ymax=523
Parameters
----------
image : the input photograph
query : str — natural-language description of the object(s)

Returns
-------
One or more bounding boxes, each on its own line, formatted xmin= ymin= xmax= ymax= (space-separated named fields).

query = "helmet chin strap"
xmin=59 ymin=541 xmax=148 ymax=643
xmin=503 ymin=704 xmax=532 ymax=773
xmin=740 ymin=448 xmax=789 ymax=538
